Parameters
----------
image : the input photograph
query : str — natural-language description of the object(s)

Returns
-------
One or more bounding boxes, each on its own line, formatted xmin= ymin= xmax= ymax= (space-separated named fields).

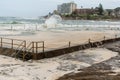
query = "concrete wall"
xmin=0 ymin=37 xmax=120 ymax=60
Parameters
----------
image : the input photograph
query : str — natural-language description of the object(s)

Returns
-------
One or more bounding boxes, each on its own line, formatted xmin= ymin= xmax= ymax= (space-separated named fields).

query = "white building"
xmin=114 ymin=7 xmax=120 ymax=18
xmin=57 ymin=2 xmax=77 ymax=15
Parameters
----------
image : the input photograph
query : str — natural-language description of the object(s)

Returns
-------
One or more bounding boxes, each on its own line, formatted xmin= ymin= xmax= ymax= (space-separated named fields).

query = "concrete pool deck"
xmin=5 ymin=30 xmax=120 ymax=51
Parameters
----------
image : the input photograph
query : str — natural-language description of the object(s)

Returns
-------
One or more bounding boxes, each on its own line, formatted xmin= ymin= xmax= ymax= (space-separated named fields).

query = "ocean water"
xmin=0 ymin=17 xmax=120 ymax=36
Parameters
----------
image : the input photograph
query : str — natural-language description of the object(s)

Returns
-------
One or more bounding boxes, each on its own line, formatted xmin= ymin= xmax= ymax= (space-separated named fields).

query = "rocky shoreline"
xmin=57 ymin=41 xmax=120 ymax=80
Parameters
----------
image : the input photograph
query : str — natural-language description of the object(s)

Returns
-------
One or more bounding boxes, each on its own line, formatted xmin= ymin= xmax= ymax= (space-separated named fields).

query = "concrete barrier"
xmin=0 ymin=37 xmax=120 ymax=60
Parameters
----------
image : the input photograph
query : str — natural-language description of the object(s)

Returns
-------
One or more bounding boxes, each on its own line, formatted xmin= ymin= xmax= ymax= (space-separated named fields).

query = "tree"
xmin=53 ymin=10 xmax=59 ymax=14
xmin=98 ymin=3 xmax=104 ymax=15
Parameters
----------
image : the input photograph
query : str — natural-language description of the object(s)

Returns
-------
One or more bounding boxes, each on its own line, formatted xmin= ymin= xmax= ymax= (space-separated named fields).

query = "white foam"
xmin=0 ymin=48 xmax=118 ymax=80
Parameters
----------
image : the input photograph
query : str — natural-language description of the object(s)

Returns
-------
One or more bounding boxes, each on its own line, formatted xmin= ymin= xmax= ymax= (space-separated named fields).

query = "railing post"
xmin=32 ymin=42 xmax=34 ymax=53
xmin=23 ymin=41 xmax=26 ymax=61
xmin=36 ymin=42 xmax=38 ymax=54
xmin=88 ymin=38 xmax=91 ymax=43
xmin=115 ymin=34 xmax=117 ymax=39
xmin=1 ymin=38 xmax=2 ymax=48
xmin=11 ymin=39 xmax=13 ymax=49
xmin=35 ymin=42 xmax=38 ymax=60
xmin=43 ymin=41 xmax=44 ymax=53
xmin=24 ymin=41 xmax=26 ymax=51
xmin=104 ymin=36 xmax=106 ymax=41
xmin=88 ymin=38 xmax=91 ymax=48
xmin=32 ymin=42 xmax=35 ymax=60
xmin=69 ymin=41 xmax=71 ymax=48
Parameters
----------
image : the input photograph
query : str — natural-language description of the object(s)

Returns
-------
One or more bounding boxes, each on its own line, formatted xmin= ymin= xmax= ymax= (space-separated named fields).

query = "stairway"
xmin=0 ymin=37 xmax=44 ymax=61
xmin=15 ymin=51 xmax=32 ymax=61
xmin=0 ymin=47 xmax=32 ymax=61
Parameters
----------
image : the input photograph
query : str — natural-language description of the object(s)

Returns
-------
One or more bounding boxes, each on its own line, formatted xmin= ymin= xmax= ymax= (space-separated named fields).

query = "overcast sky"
xmin=0 ymin=0 xmax=120 ymax=17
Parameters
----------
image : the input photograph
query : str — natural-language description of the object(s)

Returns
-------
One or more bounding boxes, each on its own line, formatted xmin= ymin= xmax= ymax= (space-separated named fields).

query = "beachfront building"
xmin=104 ymin=9 xmax=115 ymax=16
xmin=104 ymin=7 xmax=120 ymax=18
xmin=114 ymin=7 xmax=120 ymax=18
xmin=74 ymin=8 xmax=99 ymax=15
xmin=57 ymin=2 xmax=77 ymax=15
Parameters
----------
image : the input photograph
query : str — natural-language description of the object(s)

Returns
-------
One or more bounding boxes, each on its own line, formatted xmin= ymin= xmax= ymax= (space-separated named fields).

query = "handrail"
xmin=0 ymin=37 xmax=25 ymax=48
xmin=26 ymin=42 xmax=32 ymax=51
xmin=0 ymin=37 xmax=25 ymax=41
xmin=26 ymin=47 xmax=32 ymax=52
xmin=23 ymin=41 xmax=44 ymax=60
xmin=15 ymin=46 xmax=25 ymax=58
xmin=23 ymin=48 xmax=32 ymax=58
xmin=22 ymin=42 xmax=33 ymax=60
xmin=14 ymin=41 xmax=26 ymax=58
xmin=15 ymin=41 xmax=25 ymax=51
xmin=0 ymin=35 xmax=119 ymax=61
xmin=1 ymin=42 xmax=25 ymax=46
xmin=34 ymin=41 xmax=44 ymax=43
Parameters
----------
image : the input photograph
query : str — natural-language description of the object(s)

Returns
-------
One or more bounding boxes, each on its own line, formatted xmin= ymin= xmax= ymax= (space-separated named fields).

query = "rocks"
xmin=57 ymin=42 xmax=120 ymax=80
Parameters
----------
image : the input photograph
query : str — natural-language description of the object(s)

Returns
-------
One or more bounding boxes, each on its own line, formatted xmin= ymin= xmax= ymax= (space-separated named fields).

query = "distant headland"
xmin=45 ymin=2 xmax=120 ymax=20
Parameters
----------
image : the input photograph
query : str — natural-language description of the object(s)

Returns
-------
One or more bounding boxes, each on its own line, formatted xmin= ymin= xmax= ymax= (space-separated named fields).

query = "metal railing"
xmin=0 ymin=34 xmax=119 ymax=61
xmin=23 ymin=41 xmax=44 ymax=60
xmin=0 ymin=37 xmax=44 ymax=61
